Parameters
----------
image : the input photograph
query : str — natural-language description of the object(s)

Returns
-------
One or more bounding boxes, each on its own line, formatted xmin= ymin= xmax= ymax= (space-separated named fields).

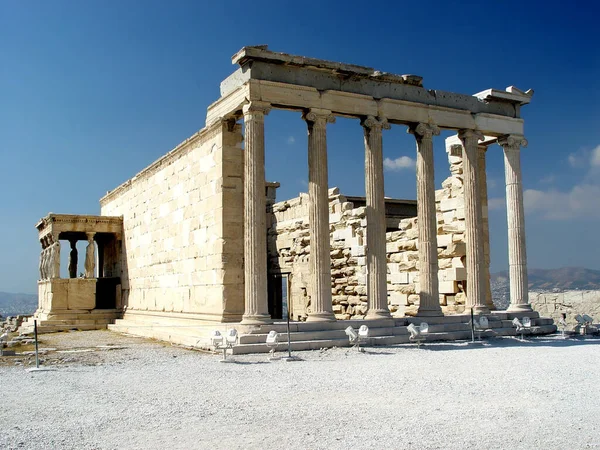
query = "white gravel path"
xmin=1 ymin=332 xmax=599 ymax=450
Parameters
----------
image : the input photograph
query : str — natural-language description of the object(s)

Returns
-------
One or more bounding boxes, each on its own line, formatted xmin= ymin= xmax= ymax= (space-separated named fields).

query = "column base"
xmin=306 ymin=311 xmax=336 ymax=322
xmin=240 ymin=314 xmax=272 ymax=325
xmin=365 ymin=309 xmax=392 ymax=320
xmin=507 ymin=303 xmax=533 ymax=313
xmin=416 ymin=308 xmax=444 ymax=317
xmin=470 ymin=305 xmax=491 ymax=315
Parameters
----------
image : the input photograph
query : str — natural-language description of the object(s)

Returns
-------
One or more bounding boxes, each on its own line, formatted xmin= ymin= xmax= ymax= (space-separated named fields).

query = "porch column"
xmin=362 ymin=116 xmax=391 ymax=319
xmin=84 ymin=232 xmax=96 ymax=278
xmin=304 ymin=109 xmax=336 ymax=321
xmin=39 ymin=237 xmax=49 ymax=280
xmin=410 ymin=123 xmax=443 ymax=317
xmin=459 ymin=130 xmax=488 ymax=314
xmin=241 ymin=101 xmax=272 ymax=324
xmin=50 ymin=236 xmax=61 ymax=279
xmin=68 ymin=238 xmax=78 ymax=278
xmin=478 ymin=144 xmax=494 ymax=310
xmin=498 ymin=135 xmax=532 ymax=312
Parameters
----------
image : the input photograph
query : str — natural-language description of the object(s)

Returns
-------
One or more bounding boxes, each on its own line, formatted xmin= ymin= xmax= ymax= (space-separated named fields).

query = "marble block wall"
xmin=100 ymin=120 xmax=245 ymax=322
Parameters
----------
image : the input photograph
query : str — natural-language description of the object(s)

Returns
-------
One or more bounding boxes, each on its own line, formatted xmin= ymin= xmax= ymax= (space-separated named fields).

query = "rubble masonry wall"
xmin=268 ymin=152 xmax=474 ymax=319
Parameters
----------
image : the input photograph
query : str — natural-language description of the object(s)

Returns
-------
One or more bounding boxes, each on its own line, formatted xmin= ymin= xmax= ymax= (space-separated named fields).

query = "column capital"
xmin=302 ymin=108 xmax=335 ymax=126
xmin=361 ymin=115 xmax=391 ymax=131
xmin=498 ymin=134 xmax=528 ymax=150
xmin=409 ymin=122 xmax=440 ymax=140
xmin=85 ymin=232 xmax=95 ymax=241
xmin=458 ymin=129 xmax=484 ymax=144
xmin=242 ymin=101 xmax=271 ymax=118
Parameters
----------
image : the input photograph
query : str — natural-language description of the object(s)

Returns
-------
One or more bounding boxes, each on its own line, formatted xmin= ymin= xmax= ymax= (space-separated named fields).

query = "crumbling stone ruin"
xmin=268 ymin=138 xmax=494 ymax=320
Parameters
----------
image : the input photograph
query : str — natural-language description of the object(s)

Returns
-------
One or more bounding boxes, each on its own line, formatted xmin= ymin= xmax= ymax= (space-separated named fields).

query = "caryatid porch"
xmin=215 ymin=46 xmax=534 ymax=323
xmin=21 ymin=214 xmax=124 ymax=333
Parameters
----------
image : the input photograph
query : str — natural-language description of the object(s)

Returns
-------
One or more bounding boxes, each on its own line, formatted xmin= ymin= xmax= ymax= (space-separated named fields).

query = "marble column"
xmin=304 ymin=109 xmax=336 ymax=322
xmin=477 ymin=145 xmax=494 ymax=310
xmin=68 ymin=239 xmax=78 ymax=279
xmin=84 ymin=232 xmax=96 ymax=278
xmin=498 ymin=135 xmax=532 ymax=312
xmin=410 ymin=123 xmax=443 ymax=317
xmin=459 ymin=130 xmax=488 ymax=314
xmin=362 ymin=116 xmax=391 ymax=319
xmin=241 ymin=101 xmax=272 ymax=324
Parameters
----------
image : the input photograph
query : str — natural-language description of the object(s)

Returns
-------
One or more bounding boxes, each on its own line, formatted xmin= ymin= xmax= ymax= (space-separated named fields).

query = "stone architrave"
xmin=50 ymin=239 xmax=61 ymax=279
xmin=68 ymin=239 xmax=78 ymax=279
xmin=478 ymin=145 xmax=494 ymax=310
xmin=410 ymin=123 xmax=443 ymax=317
xmin=362 ymin=116 xmax=392 ymax=319
xmin=241 ymin=101 xmax=272 ymax=324
xmin=498 ymin=135 xmax=532 ymax=312
xmin=84 ymin=232 xmax=96 ymax=278
xmin=303 ymin=108 xmax=336 ymax=322
xmin=459 ymin=129 xmax=489 ymax=314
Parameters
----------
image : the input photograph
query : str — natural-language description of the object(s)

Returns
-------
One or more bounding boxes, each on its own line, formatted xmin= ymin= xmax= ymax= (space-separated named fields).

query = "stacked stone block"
xmin=100 ymin=120 xmax=245 ymax=322
xmin=268 ymin=150 xmax=474 ymax=319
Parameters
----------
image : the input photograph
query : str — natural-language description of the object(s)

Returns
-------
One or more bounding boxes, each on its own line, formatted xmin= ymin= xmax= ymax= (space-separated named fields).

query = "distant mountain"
xmin=0 ymin=292 xmax=38 ymax=318
xmin=490 ymin=267 xmax=600 ymax=310
xmin=491 ymin=267 xmax=600 ymax=291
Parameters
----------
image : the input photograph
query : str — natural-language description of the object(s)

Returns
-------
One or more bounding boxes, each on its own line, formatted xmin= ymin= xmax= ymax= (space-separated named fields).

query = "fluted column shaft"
xmin=459 ymin=130 xmax=488 ymax=314
xmin=477 ymin=145 xmax=494 ymax=310
xmin=411 ymin=123 xmax=443 ymax=317
xmin=362 ymin=116 xmax=391 ymax=319
xmin=499 ymin=135 xmax=531 ymax=312
xmin=304 ymin=109 xmax=336 ymax=321
xmin=241 ymin=101 xmax=272 ymax=324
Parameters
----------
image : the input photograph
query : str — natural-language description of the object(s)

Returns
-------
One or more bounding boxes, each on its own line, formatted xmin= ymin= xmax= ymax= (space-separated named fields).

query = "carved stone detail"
xmin=84 ymin=232 xmax=96 ymax=279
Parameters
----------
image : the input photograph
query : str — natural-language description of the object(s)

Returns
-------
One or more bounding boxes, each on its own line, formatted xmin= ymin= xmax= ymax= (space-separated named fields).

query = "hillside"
xmin=0 ymin=292 xmax=37 ymax=317
xmin=492 ymin=267 xmax=600 ymax=291
xmin=491 ymin=267 xmax=600 ymax=309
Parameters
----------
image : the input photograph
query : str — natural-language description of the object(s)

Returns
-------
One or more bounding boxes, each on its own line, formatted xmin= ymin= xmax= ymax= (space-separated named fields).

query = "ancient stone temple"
xmin=22 ymin=46 xmax=555 ymax=350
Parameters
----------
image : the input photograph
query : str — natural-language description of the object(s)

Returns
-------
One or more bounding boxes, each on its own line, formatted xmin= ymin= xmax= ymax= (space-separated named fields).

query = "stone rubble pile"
xmin=1 ymin=315 xmax=29 ymax=334
xmin=268 ymin=150 xmax=480 ymax=319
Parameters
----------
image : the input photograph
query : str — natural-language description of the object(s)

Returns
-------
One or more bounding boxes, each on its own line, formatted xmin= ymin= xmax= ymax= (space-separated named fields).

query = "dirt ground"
xmin=0 ymin=329 xmax=192 ymax=368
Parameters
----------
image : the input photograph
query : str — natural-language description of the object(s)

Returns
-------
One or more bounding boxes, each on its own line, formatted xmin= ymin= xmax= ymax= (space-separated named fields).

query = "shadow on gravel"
xmin=416 ymin=336 xmax=600 ymax=352
xmin=228 ymin=360 xmax=271 ymax=365
xmin=358 ymin=350 xmax=395 ymax=356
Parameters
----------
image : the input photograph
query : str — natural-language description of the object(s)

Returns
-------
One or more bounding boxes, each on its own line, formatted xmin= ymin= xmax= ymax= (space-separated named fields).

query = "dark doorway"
xmin=268 ymin=273 xmax=289 ymax=320
xmin=96 ymin=277 xmax=120 ymax=309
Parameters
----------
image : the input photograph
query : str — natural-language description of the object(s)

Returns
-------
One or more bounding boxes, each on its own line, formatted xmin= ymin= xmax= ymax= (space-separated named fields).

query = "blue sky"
xmin=1 ymin=0 xmax=598 ymax=294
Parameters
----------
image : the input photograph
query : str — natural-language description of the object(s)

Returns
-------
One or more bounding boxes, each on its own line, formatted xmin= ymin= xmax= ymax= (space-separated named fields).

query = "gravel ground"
xmin=1 ymin=330 xmax=599 ymax=450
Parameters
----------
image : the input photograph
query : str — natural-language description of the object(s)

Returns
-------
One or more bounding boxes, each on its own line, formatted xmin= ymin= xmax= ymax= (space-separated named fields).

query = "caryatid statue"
xmin=51 ymin=239 xmax=61 ymax=279
xmin=38 ymin=240 xmax=45 ymax=280
xmin=41 ymin=237 xmax=51 ymax=279
xmin=84 ymin=232 xmax=96 ymax=278
xmin=68 ymin=239 xmax=78 ymax=279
